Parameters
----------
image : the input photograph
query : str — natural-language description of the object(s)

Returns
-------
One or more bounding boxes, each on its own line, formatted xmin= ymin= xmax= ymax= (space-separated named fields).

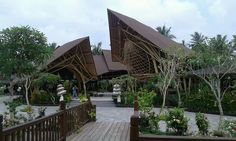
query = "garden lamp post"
xmin=113 ymin=84 xmax=121 ymax=103
xmin=57 ymin=84 xmax=66 ymax=110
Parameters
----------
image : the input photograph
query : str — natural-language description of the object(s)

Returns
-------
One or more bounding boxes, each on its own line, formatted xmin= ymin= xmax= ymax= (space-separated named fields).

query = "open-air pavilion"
xmin=46 ymin=37 xmax=97 ymax=93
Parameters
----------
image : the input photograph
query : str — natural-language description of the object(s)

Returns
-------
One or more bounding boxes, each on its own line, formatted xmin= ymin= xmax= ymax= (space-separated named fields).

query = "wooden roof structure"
xmin=93 ymin=50 xmax=127 ymax=76
xmin=46 ymin=37 xmax=97 ymax=83
xmin=108 ymin=9 xmax=193 ymax=74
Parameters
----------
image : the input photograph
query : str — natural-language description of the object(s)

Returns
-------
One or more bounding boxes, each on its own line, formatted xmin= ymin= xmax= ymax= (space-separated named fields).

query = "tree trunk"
xmin=217 ymin=98 xmax=224 ymax=130
xmin=83 ymin=80 xmax=87 ymax=95
xmin=183 ymin=78 xmax=187 ymax=94
xmin=9 ymin=81 xmax=14 ymax=96
xmin=218 ymin=100 xmax=224 ymax=130
xmin=24 ymin=77 xmax=30 ymax=106
xmin=177 ymin=86 xmax=181 ymax=107
xmin=160 ymin=90 xmax=167 ymax=114
xmin=188 ymin=78 xmax=191 ymax=94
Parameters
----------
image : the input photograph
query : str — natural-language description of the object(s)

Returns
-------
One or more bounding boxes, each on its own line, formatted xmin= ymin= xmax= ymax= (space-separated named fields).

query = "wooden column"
xmin=0 ymin=114 xmax=3 ymax=141
xmin=60 ymin=100 xmax=66 ymax=141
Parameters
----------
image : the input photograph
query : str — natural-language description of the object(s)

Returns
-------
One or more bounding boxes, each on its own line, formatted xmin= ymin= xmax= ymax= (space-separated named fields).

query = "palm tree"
xmin=209 ymin=35 xmax=230 ymax=55
xmin=91 ymin=42 xmax=102 ymax=55
xmin=190 ymin=32 xmax=206 ymax=52
xmin=156 ymin=25 xmax=176 ymax=39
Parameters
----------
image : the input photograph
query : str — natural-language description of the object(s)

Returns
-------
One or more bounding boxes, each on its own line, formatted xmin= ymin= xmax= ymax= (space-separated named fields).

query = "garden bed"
xmin=130 ymin=111 xmax=236 ymax=141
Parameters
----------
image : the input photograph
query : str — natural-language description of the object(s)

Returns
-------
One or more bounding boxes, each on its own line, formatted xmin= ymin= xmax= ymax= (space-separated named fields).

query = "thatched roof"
xmin=107 ymin=9 xmax=192 ymax=62
xmin=47 ymin=37 xmax=88 ymax=64
xmin=47 ymin=37 xmax=97 ymax=82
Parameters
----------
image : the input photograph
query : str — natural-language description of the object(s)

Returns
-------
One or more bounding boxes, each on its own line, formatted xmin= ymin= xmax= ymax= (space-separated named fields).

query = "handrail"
xmin=3 ymin=111 xmax=63 ymax=133
xmin=0 ymin=101 xmax=95 ymax=141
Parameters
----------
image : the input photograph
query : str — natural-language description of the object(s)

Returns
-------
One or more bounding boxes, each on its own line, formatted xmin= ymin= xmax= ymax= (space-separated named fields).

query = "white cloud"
xmin=0 ymin=0 xmax=235 ymax=48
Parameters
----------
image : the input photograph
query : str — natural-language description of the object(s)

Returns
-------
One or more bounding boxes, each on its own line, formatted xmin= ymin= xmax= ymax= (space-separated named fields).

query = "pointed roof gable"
xmin=107 ymin=9 xmax=192 ymax=61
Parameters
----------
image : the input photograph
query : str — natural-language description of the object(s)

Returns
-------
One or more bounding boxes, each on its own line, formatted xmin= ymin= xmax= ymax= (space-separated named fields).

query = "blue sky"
xmin=0 ymin=0 xmax=235 ymax=49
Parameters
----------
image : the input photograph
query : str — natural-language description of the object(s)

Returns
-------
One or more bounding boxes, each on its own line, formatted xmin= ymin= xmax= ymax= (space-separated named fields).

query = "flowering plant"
xmin=166 ymin=108 xmax=188 ymax=135
xmin=221 ymin=120 xmax=236 ymax=137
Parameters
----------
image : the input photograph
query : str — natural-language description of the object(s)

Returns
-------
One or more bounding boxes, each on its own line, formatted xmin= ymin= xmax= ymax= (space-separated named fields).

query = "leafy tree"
xmin=209 ymin=35 xmax=232 ymax=55
xmin=156 ymin=48 xmax=187 ymax=114
xmin=0 ymin=26 xmax=52 ymax=105
xmin=156 ymin=25 xmax=176 ymax=39
xmin=91 ymin=41 xmax=102 ymax=55
xmin=189 ymin=35 xmax=236 ymax=129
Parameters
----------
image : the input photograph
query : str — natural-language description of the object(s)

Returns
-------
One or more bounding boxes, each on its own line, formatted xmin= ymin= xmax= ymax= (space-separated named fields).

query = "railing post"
xmin=130 ymin=95 xmax=139 ymax=141
xmin=130 ymin=111 xmax=139 ymax=141
xmin=60 ymin=100 xmax=66 ymax=141
xmin=0 ymin=114 xmax=3 ymax=141
xmin=134 ymin=95 xmax=138 ymax=111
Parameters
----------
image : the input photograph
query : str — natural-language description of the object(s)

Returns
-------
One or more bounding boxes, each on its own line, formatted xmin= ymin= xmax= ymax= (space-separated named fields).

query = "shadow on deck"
xmin=67 ymin=122 xmax=130 ymax=141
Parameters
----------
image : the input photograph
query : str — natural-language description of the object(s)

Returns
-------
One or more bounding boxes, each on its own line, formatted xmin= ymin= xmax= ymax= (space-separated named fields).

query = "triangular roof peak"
xmin=107 ymin=9 xmax=193 ymax=60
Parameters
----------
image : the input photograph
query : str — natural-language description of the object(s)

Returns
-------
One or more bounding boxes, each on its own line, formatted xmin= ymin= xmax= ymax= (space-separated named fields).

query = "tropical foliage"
xmin=156 ymin=25 xmax=176 ymax=39
xmin=91 ymin=41 xmax=102 ymax=55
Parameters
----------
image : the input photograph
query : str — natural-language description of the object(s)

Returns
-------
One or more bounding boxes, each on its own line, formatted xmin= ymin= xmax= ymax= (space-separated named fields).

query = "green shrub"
xmin=221 ymin=92 xmax=236 ymax=115
xmin=195 ymin=113 xmax=209 ymax=135
xmin=166 ymin=108 xmax=188 ymax=135
xmin=30 ymin=90 xmax=59 ymax=105
xmin=98 ymin=80 xmax=110 ymax=92
xmin=182 ymin=86 xmax=218 ymax=113
xmin=121 ymin=91 xmax=135 ymax=106
xmin=138 ymin=90 xmax=156 ymax=114
xmin=32 ymin=73 xmax=61 ymax=93
xmin=3 ymin=101 xmax=26 ymax=128
xmin=64 ymin=93 xmax=72 ymax=103
xmin=138 ymin=90 xmax=160 ymax=134
xmin=221 ymin=120 xmax=236 ymax=137
xmin=88 ymin=108 xmax=96 ymax=121
xmin=140 ymin=111 xmax=160 ymax=134
xmin=79 ymin=94 xmax=88 ymax=103
xmin=183 ymin=86 xmax=236 ymax=115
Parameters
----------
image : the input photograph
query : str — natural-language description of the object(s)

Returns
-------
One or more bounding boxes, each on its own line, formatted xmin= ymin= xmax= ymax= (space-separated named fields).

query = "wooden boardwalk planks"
xmin=67 ymin=122 xmax=130 ymax=141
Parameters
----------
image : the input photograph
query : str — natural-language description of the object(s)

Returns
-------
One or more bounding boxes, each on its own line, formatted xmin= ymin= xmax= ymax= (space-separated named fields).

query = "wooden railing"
xmin=130 ymin=96 xmax=236 ymax=141
xmin=0 ymin=101 xmax=95 ymax=141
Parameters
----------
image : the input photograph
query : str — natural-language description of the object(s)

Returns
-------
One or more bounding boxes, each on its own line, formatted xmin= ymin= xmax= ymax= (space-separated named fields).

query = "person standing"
xmin=72 ymin=85 xmax=78 ymax=98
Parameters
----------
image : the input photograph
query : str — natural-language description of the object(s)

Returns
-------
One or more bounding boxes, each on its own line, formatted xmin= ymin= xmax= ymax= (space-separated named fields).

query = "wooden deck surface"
xmin=67 ymin=122 xmax=130 ymax=141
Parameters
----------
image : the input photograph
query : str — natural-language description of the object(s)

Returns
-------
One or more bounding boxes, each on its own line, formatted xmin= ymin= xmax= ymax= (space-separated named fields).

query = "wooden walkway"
xmin=67 ymin=122 xmax=130 ymax=141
